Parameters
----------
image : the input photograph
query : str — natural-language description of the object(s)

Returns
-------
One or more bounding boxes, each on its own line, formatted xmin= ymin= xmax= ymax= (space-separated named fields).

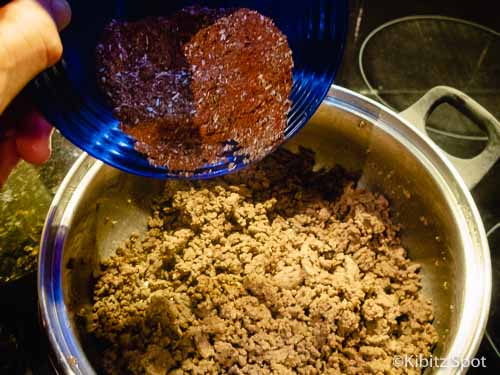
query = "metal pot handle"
xmin=400 ymin=85 xmax=500 ymax=189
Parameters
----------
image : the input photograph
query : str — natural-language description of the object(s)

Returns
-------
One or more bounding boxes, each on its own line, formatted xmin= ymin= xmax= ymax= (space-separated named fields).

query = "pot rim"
xmin=326 ymin=86 xmax=491 ymax=371
xmin=38 ymin=85 xmax=492 ymax=374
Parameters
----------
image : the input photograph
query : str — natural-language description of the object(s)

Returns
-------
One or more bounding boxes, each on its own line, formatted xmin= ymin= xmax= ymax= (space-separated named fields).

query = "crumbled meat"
xmin=96 ymin=6 xmax=293 ymax=171
xmin=83 ymin=149 xmax=437 ymax=374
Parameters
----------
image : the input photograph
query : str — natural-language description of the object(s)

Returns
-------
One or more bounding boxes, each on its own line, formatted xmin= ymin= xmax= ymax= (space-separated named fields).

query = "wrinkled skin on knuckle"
xmin=0 ymin=0 xmax=62 ymax=70
xmin=28 ymin=1 xmax=63 ymax=68
xmin=41 ymin=27 xmax=63 ymax=68
xmin=0 ymin=0 xmax=63 ymax=112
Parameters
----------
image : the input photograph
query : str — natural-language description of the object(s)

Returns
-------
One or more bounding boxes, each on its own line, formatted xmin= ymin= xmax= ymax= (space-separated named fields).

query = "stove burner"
xmin=358 ymin=15 xmax=499 ymax=154
xmin=359 ymin=15 xmax=500 ymax=363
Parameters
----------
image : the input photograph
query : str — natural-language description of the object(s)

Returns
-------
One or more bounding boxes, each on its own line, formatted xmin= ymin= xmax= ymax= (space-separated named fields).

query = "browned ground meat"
xmin=83 ymin=149 xmax=437 ymax=374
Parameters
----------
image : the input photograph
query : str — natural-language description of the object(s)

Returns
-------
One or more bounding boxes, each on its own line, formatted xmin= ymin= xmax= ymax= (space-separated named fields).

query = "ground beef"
xmin=82 ymin=149 xmax=438 ymax=374
xmin=96 ymin=7 xmax=293 ymax=171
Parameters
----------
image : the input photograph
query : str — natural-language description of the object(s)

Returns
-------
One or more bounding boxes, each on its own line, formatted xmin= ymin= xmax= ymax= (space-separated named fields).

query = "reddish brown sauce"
xmin=96 ymin=6 xmax=293 ymax=172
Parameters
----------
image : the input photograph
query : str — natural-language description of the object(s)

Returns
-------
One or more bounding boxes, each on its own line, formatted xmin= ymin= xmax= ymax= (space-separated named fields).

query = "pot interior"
xmin=51 ymin=90 xmax=488 ymax=373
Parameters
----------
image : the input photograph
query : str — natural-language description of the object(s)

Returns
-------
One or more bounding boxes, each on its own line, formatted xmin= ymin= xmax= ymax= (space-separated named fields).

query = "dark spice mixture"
xmin=96 ymin=7 xmax=293 ymax=171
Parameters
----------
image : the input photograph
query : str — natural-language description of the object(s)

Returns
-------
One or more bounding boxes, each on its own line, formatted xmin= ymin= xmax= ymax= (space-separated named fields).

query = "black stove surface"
xmin=337 ymin=2 xmax=499 ymax=371
xmin=0 ymin=0 xmax=499 ymax=373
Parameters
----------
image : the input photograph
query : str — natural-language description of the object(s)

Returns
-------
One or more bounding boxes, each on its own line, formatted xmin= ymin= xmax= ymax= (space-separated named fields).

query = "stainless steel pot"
xmin=39 ymin=86 xmax=498 ymax=374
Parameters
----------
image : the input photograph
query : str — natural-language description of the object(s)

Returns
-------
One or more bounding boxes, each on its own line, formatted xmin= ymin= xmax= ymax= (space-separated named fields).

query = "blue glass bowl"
xmin=33 ymin=0 xmax=348 ymax=179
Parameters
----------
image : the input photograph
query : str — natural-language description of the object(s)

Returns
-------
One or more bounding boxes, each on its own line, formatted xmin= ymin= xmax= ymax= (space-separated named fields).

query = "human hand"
xmin=0 ymin=0 xmax=71 ymax=186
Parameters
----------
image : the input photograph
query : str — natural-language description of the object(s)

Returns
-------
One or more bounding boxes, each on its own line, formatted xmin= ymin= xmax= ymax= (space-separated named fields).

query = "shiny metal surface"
xmin=38 ymin=86 xmax=492 ymax=374
xmin=401 ymin=86 xmax=500 ymax=189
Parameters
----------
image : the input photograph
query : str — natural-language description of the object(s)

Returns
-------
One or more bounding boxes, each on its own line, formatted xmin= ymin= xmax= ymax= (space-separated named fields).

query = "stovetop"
xmin=0 ymin=0 xmax=499 ymax=373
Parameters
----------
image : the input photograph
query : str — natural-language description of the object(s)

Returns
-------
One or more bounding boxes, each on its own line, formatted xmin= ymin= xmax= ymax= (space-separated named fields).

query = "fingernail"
xmin=47 ymin=127 xmax=54 ymax=154
xmin=49 ymin=0 xmax=72 ymax=31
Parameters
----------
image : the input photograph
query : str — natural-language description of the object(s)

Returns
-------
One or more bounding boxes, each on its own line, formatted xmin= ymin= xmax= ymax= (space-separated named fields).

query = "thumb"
xmin=0 ymin=0 xmax=71 ymax=114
